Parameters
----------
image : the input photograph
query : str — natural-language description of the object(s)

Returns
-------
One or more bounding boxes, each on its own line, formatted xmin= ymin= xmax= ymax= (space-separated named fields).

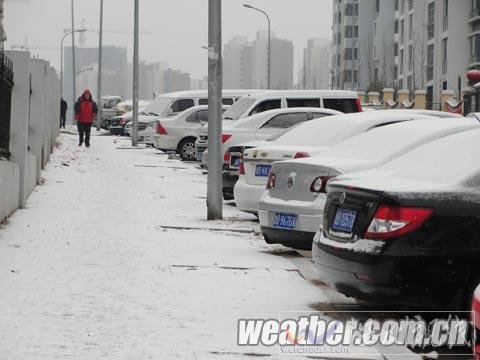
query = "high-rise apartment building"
xmin=302 ymin=38 xmax=331 ymax=89
xmin=223 ymin=31 xmax=294 ymax=90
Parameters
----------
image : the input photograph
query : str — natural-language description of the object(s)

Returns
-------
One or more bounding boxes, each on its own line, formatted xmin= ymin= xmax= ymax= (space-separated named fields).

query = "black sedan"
xmin=313 ymin=127 xmax=480 ymax=310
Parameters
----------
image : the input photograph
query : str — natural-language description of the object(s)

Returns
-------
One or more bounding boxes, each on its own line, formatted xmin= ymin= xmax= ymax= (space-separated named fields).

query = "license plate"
xmin=231 ymin=157 xmax=241 ymax=167
xmin=195 ymin=151 xmax=203 ymax=161
xmin=255 ymin=164 xmax=271 ymax=177
xmin=272 ymin=213 xmax=297 ymax=229
xmin=331 ymin=208 xmax=357 ymax=234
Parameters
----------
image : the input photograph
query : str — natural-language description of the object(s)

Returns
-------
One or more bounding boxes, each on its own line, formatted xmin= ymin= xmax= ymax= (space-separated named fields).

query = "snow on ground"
xmin=0 ymin=133 xmax=417 ymax=359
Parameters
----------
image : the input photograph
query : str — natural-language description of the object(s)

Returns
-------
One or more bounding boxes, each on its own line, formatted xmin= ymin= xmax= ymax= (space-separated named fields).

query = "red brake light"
xmin=156 ymin=122 xmax=167 ymax=135
xmin=223 ymin=150 xmax=231 ymax=163
xmin=354 ymin=98 xmax=363 ymax=112
xmin=293 ymin=151 xmax=310 ymax=159
xmin=310 ymin=176 xmax=335 ymax=193
xmin=239 ymin=156 xmax=245 ymax=175
xmin=222 ymin=134 xmax=232 ymax=143
xmin=364 ymin=205 xmax=433 ymax=240
xmin=266 ymin=172 xmax=276 ymax=189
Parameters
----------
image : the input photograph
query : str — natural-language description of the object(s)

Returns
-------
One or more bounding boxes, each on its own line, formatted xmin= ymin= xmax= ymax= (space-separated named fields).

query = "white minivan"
xmin=195 ymin=90 xmax=362 ymax=161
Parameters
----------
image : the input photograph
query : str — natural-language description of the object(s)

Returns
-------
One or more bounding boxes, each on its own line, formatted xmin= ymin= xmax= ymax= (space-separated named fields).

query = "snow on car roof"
xmin=270 ymin=110 xmax=443 ymax=148
xmin=331 ymin=127 xmax=480 ymax=193
xmin=223 ymin=107 xmax=341 ymax=129
xmin=290 ymin=117 xmax=479 ymax=173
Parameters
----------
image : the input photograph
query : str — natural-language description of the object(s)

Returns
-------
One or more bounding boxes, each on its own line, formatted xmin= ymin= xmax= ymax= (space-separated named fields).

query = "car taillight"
xmin=223 ymin=150 xmax=231 ymax=163
xmin=239 ymin=156 xmax=245 ymax=175
xmin=364 ymin=205 xmax=433 ymax=240
xmin=266 ymin=172 xmax=276 ymax=189
xmin=156 ymin=122 xmax=167 ymax=135
xmin=354 ymin=98 xmax=363 ymax=112
xmin=222 ymin=134 xmax=232 ymax=143
xmin=293 ymin=151 xmax=310 ymax=159
xmin=310 ymin=176 xmax=335 ymax=193
xmin=120 ymin=119 xmax=126 ymax=125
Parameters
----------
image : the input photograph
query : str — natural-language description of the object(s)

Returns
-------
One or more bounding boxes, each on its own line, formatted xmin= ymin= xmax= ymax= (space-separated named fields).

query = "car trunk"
xmin=322 ymin=186 xmax=385 ymax=243
xmin=268 ymin=161 xmax=341 ymax=203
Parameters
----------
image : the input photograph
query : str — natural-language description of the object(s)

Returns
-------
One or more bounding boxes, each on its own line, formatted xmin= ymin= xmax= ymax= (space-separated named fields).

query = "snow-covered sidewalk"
xmin=0 ymin=134 xmax=418 ymax=359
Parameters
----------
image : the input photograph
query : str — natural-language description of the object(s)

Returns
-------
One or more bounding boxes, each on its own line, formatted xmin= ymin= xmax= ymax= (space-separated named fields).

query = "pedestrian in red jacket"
xmin=74 ymin=89 xmax=98 ymax=147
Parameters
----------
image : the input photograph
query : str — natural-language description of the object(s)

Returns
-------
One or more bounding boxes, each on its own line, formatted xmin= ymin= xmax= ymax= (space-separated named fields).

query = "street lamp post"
xmin=96 ymin=0 xmax=104 ymax=131
xmin=132 ymin=0 xmax=139 ymax=146
xmin=243 ymin=3 xmax=271 ymax=89
xmin=60 ymin=28 xmax=86 ymax=98
xmin=71 ymin=0 xmax=77 ymax=109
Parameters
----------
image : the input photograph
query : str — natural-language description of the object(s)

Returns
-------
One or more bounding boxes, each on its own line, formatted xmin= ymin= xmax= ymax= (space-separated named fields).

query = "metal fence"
xmin=0 ymin=51 xmax=14 ymax=159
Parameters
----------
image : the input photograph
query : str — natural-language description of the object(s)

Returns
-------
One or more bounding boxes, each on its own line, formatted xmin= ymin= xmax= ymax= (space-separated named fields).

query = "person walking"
xmin=74 ymin=89 xmax=98 ymax=147
xmin=60 ymin=97 xmax=68 ymax=129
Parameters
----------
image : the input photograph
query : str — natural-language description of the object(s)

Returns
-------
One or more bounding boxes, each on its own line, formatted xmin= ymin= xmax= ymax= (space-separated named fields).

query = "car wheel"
xmin=178 ymin=138 xmax=196 ymax=161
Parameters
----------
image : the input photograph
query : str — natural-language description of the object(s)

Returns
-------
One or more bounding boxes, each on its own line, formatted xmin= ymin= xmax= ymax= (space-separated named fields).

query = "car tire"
xmin=178 ymin=138 xmax=196 ymax=161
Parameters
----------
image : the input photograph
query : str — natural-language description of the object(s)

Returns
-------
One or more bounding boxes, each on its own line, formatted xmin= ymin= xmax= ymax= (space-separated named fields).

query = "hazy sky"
xmin=4 ymin=0 xmax=333 ymax=80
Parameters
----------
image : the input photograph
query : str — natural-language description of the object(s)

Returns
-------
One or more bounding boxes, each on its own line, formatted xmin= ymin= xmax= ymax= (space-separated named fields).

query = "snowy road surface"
xmin=0 ymin=133 xmax=418 ymax=359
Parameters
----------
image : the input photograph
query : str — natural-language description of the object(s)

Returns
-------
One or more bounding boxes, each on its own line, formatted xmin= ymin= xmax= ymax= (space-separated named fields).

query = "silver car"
xmin=259 ymin=116 xmax=479 ymax=250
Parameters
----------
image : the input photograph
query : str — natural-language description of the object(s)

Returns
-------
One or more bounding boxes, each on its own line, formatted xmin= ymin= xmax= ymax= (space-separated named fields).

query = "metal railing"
xmin=0 ymin=51 xmax=14 ymax=160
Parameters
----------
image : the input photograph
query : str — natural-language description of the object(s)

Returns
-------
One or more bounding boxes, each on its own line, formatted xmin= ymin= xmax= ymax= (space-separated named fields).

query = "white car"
xmin=153 ymin=105 xmax=228 ymax=161
xmin=194 ymin=107 xmax=342 ymax=162
xmin=258 ymin=117 xmax=479 ymax=250
xmin=234 ymin=110 xmax=463 ymax=215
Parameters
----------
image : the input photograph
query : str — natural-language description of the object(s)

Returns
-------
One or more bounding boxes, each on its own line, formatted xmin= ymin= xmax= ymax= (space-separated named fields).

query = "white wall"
xmin=1 ymin=50 xmax=60 ymax=222
xmin=0 ymin=161 xmax=19 ymax=221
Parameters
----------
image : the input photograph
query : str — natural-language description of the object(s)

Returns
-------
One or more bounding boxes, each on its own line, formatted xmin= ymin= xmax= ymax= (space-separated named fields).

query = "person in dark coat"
xmin=74 ymin=89 xmax=98 ymax=147
xmin=60 ymin=98 xmax=68 ymax=129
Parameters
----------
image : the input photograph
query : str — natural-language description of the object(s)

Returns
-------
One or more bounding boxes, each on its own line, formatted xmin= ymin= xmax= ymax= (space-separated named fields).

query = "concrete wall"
xmin=1 ymin=50 xmax=60 ymax=222
xmin=0 ymin=161 xmax=19 ymax=221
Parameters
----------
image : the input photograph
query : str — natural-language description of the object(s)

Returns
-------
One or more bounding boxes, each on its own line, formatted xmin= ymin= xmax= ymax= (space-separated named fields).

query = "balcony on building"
xmin=469 ymin=6 xmax=480 ymax=23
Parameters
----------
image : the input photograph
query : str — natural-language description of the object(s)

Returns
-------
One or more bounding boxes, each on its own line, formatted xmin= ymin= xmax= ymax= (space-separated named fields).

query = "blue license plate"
xmin=231 ymin=157 xmax=241 ymax=167
xmin=331 ymin=208 xmax=357 ymax=233
xmin=255 ymin=164 xmax=271 ymax=177
xmin=272 ymin=213 xmax=297 ymax=229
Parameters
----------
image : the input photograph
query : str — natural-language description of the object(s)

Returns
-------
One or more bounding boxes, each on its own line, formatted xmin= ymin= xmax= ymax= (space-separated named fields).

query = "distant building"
xmin=127 ymin=61 xmax=191 ymax=99
xmin=191 ymin=76 xmax=208 ymax=90
xmin=223 ymin=31 xmax=294 ymax=90
xmin=302 ymin=38 xmax=332 ymax=89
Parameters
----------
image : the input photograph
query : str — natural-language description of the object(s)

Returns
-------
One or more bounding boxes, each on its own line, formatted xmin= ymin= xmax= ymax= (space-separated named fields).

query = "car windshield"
xmin=144 ymin=96 xmax=172 ymax=116
xmin=222 ymin=97 xmax=256 ymax=120
xmin=273 ymin=117 xmax=354 ymax=147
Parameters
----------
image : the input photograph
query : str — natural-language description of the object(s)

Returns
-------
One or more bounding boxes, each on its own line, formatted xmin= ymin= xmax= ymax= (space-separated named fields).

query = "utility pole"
xmin=207 ymin=0 xmax=223 ymax=220
xmin=71 ymin=0 xmax=77 ymax=116
xmin=96 ymin=0 xmax=104 ymax=131
xmin=132 ymin=0 xmax=139 ymax=146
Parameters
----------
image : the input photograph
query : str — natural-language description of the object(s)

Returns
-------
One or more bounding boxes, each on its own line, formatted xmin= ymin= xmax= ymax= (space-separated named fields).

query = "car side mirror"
xmin=166 ymin=108 xmax=174 ymax=117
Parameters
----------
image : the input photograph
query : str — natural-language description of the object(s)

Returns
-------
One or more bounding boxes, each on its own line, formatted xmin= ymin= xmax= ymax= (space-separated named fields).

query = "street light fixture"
xmin=60 ymin=28 xmax=86 ymax=98
xmin=243 ymin=3 xmax=271 ymax=89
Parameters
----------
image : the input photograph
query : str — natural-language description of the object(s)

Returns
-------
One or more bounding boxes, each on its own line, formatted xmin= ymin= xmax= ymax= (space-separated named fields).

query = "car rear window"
xmin=286 ymin=98 xmax=321 ymax=108
xmin=323 ymin=98 xmax=358 ymax=113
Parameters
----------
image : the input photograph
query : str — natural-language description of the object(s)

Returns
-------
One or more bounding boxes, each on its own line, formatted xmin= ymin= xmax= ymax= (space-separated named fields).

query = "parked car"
xmin=219 ymin=108 xmax=343 ymax=200
xmin=153 ymin=105 xmax=229 ymax=161
xmin=109 ymin=106 xmax=151 ymax=136
xmin=144 ymin=90 xmax=251 ymax=120
xmin=221 ymin=89 xmax=362 ymax=122
xmin=312 ymin=127 xmax=480 ymax=309
xmin=122 ymin=90 xmax=252 ymax=141
xmin=123 ymin=118 xmax=157 ymax=146
xmin=235 ymin=110 xmax=460 ymax=215
xmin=259 ymin=117 xmax=479 ymax=250
xmin=100 ymin=95 xmax=124 ymax=129
xmin=195 ymin=107 xmax=344 ymax=162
